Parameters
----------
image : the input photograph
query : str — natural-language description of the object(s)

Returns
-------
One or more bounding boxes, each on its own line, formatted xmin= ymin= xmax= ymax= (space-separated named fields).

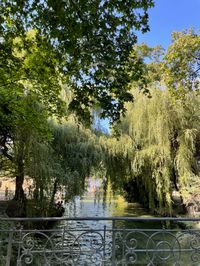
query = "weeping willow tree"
xmin=0 ymin=27 xmax=105 ymax=215
xmin=51 ymin=118 xmax=105 ymax=197
xmin=100 ymin=32 xmax=200 ymax=215
xmin=101 ymin=88 xmax=200 ymax=215
xmin=24 ymin=114 xmax=104 ymax=214
xmin=0 ymin=79 xmax=104 ymax=217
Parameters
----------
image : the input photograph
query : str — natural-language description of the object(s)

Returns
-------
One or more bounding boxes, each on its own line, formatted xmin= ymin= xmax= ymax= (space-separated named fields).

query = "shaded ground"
xmin=0 ymin=177 xmax=33 ymax=216
xmin=0 ymin=200 xmax=8 ymax=213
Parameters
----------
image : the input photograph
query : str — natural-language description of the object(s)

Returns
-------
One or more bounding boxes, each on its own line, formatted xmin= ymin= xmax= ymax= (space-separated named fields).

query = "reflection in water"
xmin=64 ymin=188 xmax=150 ymax=219
xmin=61 ymin=186 xmax=155 ymax=265
xmin=63 ymin=181 xmax=159 ymax=234
xmin=59 ymin=184 xmax=198 ymax=265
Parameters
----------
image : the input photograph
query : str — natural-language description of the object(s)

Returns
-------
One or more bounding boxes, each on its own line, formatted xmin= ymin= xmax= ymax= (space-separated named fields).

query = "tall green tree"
xmin=101 ymin=36 xmax=200 ymax=215
xmin=1 ymin=0 xmax=154 ymax=122
xmin=51 ymin=118 xmax=104 ymax=196
xmin=101 ymin=88 xmax=200 ymax=215
xmin=24 ymin=116 xmax=104 ymax=214
xmin=0 ymin=1 xmax=155 ymax=207
xmin=164 ymin=29 xmax=200 ymax=98
xmin=0 ymin=30 xmax=64 ymax=202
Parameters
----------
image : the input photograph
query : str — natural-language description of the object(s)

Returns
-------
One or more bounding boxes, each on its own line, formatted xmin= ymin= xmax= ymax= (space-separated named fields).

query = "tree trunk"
xmin=39 ymin=184 xmax=44 ymax=202
xmin=14 ymin=173 xmax=25 ymax=201
xmin=170 ymin=129 xmax=179 ymax=190
xmin=50 ymin=178 xmax=58 ymax=206
xmin=172 ymin=166 xmax=179 ymax=191
xmin=12 ymin=159 xmax=26 ymax=217
xmin=14 ymin=152 xmax=26 ymax=203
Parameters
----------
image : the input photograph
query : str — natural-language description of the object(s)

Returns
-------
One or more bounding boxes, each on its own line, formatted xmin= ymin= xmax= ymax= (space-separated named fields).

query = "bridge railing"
xmin=0 ymin=216 xmax=200 ymax=265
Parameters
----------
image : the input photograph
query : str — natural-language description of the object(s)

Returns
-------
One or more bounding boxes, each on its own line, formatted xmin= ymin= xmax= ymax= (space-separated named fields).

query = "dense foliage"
xmin=101 ymin=88 xmax=200 ymax=214
xmin=0 ymin=0 xmax=154 ymax=122
xmin=101 ymin=30 xmax=200 ymax=215
xmin=24 ymin=117 xmax=104 ymax=216
xmin=1 ymin=0 xmax=200 ymax=219
xmin=0 ymin=29 xmax=64 ymax=203
xmin=164 ymin=29 xmax=200 ymax=98
xmin=0 ymin=1 xmax=154 ymax=215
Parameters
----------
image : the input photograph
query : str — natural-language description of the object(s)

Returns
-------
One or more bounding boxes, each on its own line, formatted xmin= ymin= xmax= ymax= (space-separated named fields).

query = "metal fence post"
xmin=112 ymin=219 xmax=116 ymax=266
xmin=6 ymin=230 xmax=13 ymax=266
xmin=102 ymin=225 xmax=106 ymax=266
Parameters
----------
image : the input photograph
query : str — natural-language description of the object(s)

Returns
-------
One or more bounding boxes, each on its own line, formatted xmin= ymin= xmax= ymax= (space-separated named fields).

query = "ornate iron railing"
xmin=0 ymin=216 xmax=200 ymax=265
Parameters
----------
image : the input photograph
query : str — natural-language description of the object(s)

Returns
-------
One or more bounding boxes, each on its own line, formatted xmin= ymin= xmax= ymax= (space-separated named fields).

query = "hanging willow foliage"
xmin=26 ymin=114 xmax=105 ymax=208
xmin=51 ymin=117 xmax=105 ymax=194
xmin=101 ymin=88 xmax=200 ymax=215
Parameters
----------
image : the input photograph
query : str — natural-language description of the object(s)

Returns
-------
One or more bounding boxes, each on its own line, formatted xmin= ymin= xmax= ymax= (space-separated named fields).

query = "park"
xmin=0 ymin=0 xmax=200 ymax=265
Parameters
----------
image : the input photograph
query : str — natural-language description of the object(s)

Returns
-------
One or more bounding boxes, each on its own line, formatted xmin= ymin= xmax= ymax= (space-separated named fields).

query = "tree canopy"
xmin=101 ymin=88 xmax=200 ymax=214
xmin=0 ymin=29 xmax=64 ymax=177
xmin=3 ymin=2 xmax=200 ymax=219
xmin=164 ymin=29 xmax=200 ymax=98
xmin=1 ymin=0 xmax=154 ymax=122
xmin=0 ymin=1 xmax=156 ymax=214
xmin=100 ymin=32 xmax=200 ymax=215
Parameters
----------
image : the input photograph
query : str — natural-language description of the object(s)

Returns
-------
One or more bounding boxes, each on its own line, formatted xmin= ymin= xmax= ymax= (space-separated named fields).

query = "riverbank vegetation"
xmin=0 ymin=0 xmax=154 ymax=216
xmin=0 ymin=1 xmax=200 ymax=217
xmin=101 ymin=30 xmax=200 ymax=216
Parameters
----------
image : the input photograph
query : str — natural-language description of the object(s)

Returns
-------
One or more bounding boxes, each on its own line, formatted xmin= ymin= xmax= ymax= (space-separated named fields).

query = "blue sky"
xmin=138 ymin=0 xmax=200 ymax=49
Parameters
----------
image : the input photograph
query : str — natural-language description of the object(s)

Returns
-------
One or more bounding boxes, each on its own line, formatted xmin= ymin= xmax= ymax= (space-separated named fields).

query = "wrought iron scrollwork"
xmin=0 ymin=217 xmax=200 ymax=265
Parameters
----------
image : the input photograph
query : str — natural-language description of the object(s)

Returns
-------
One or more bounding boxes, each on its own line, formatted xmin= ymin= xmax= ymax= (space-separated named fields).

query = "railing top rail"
xmin=0 ymin=216 xmax=200 ymax=222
